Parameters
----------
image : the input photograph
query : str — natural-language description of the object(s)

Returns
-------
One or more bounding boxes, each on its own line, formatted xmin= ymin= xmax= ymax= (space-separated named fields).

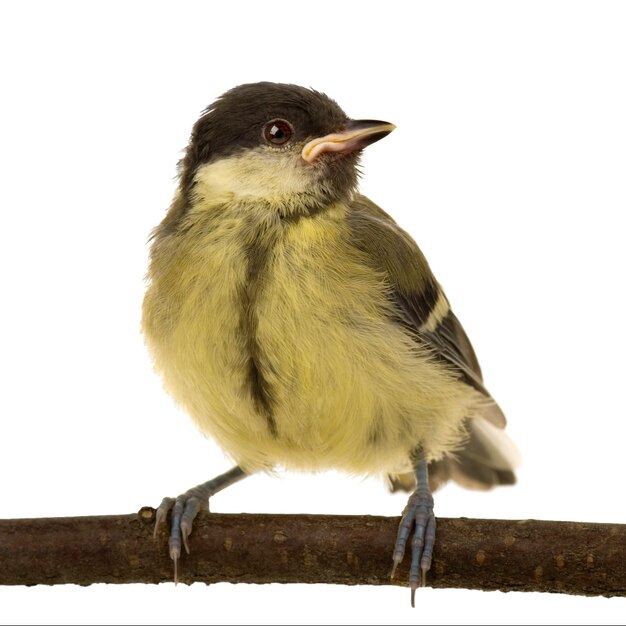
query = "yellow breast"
xmin=142 ymin=199 xmax=477 ymax=475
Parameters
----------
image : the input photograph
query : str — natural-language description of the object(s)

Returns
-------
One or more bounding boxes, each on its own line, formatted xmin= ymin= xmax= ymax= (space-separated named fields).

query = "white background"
xmin=1 ymin=1 xmax=625 ymax=624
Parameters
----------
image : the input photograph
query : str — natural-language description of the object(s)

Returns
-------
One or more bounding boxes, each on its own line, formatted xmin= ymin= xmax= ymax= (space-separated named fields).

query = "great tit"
xmin=142 ymin=82 xmax=519 ymax=604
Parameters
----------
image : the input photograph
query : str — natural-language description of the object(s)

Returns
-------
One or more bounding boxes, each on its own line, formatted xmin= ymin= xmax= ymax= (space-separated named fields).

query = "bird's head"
xmin=178 ymin=82 xmax=395 ymax=215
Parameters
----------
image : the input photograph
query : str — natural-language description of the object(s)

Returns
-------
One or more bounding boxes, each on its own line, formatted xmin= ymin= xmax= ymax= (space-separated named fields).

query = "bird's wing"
xmin=347 ymin=194 xmax=506 ymax=428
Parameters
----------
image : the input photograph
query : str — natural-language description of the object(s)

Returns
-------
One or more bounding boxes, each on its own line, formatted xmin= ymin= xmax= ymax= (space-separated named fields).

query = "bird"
xmin=141 ymin=82 xmax=519 ymax=605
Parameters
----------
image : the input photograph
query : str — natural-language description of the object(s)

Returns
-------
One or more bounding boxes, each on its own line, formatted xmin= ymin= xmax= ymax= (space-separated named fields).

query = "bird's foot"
xmin=153 ymin=466 xmax=246 ymax=583
xmin=391 ymin=488 xmax=436 ymax=607
xmin=154 ymin=484 xmax=212 ymax=583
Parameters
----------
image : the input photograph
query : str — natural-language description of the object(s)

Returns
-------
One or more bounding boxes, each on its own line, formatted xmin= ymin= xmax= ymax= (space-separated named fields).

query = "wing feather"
xmin=347 ymin=194 xmax=506 ymax=427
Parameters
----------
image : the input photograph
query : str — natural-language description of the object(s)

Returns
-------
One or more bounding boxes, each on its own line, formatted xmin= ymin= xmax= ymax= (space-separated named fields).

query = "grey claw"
xmin=156 ymin=490 xmax=210 ymax=583
xmin=393 ymin=486 xmax=436 ymax=607
xmin=182 ymin=522 xmax=191 ymax=555
xmin=154 ymin=467 xmax=246 ymax=584
xmin=154 ymin=497 xmax=174 ymax=538
xmin=390 ymin=557 xmax=401 ymax=580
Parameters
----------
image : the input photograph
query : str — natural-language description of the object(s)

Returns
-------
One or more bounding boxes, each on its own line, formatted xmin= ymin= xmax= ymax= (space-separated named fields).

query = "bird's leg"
xmin=154 ymin=465 xmax=247 ymax=582
xmin=391 ymin=450 xmax=436 ymax=607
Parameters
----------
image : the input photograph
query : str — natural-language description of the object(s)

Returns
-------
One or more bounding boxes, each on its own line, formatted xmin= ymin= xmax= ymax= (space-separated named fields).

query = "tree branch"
xmin=1 ymin=509 xmax=624 ymax=596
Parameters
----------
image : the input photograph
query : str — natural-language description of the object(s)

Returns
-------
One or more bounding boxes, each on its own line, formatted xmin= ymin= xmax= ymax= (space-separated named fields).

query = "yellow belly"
xmin=142 ymin=200 xmax=476 ymax=475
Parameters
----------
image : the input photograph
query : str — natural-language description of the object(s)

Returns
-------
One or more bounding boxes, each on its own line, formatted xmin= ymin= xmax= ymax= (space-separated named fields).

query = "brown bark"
xmin=0 ymin=509 xmax=624 ymax=596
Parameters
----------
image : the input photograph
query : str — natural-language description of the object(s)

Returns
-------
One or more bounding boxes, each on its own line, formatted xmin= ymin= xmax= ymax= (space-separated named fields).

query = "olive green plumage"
xmin=142 ymin=82 xmax=518 ymax=492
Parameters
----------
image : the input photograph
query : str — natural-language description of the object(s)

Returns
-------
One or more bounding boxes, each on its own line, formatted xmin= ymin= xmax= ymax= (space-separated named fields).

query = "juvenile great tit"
xmin=142 ymin=82 xmax=519 ymax=605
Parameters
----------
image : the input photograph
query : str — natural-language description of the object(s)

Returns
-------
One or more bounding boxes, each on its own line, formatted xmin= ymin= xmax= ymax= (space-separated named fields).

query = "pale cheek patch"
xmin=194 ymin=150 xmax=310 ymax=201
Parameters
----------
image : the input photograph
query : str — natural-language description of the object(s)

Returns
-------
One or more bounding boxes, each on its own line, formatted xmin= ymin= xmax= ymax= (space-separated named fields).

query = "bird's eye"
xmin=263 ymin=119 xmax=293 ymax=146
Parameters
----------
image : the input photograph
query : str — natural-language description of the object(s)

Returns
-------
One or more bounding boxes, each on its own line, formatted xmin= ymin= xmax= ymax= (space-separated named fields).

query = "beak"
xmin=301 ymin=119 xmax=396 ymax=163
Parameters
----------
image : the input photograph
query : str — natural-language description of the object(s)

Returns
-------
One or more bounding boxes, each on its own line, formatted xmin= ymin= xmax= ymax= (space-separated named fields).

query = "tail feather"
xmin=387 ymin=417 xmax=520 ymax=493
